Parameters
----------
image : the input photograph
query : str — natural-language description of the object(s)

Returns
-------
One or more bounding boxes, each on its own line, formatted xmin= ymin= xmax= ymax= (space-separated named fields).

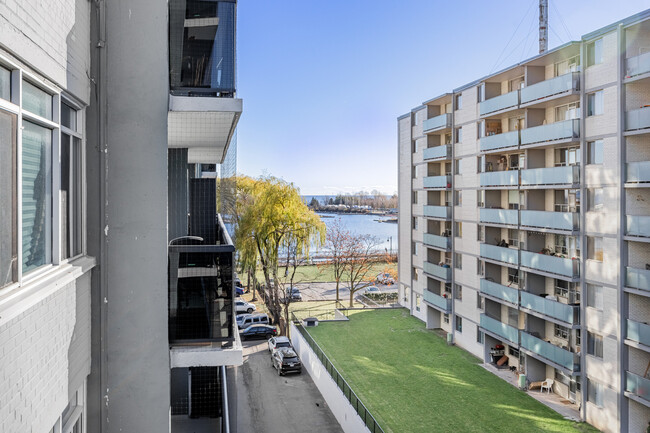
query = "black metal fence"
xmin=292 ymin=315 xmax=385 ymax=433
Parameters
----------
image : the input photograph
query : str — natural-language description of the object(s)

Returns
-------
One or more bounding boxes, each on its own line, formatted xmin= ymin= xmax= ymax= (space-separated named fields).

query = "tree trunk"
xmin=349 ymin=287 xmax=354 ymax=308
xmin=335 ymin=279 xmax=340 ymax=302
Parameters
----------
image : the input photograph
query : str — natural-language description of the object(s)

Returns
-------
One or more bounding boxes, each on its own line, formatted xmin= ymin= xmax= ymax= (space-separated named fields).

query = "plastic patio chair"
xmin=540 ymin=378 xmax=554 ymax=393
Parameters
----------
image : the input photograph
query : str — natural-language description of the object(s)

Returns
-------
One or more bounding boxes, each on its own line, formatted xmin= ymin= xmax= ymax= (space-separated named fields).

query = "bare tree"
xmin=343 ymin=234 xmax=380 ymax=307
xmin=320 ymin=218 xmax=349 ymax=302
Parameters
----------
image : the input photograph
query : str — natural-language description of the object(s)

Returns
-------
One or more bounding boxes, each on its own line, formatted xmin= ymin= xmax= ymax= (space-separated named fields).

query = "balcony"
xmin=520 ymin=166 xmax=579 ymax=186
xmin=626 ymin=267 xmax=650 ymax=294
xmin=520 ymin=332 xmax=580 ymax=372
xmin=479 ymin=170 xmax=519 ymax=187
xmin=520 ymin=250 xmax=579 ymax=278
xmin=480 ymin=90 xmax=519 ymax=116
xmin=423 ymin=205 xmax=451 ymax=219
xmin=480 ymin=244 xmax=519 ymax=266
xmin=520 ymin=72 xmax=580 ymax=105
xmin=480 ymin=279 xmax=519 ymax=305
xmin=626 ymin=51 xmax=650 ymax=79
xmin=520 ymin=119 xmax=580 ymax=146
xmin=627 ymin=319 xmax=650 ymax=348
xmin=480 ymin=208 xmax=518 ymax=226
xmin=423 ymin=262 xmax=451 ymax=281
xmin=423 ymin=145 xmax=451 ymax=161
xmin=423 ymin=290 xmax=452 ymax=312
xmin=423 ymin=113 xmax=452 ymax=133
xmin=626 ymin=106 xmax=650 ymax=132
xmin=423 ymin=233 xmax=451 ymax=250
xmin=627 ymin=161 xmax=650 ymax=184
xmin=424 ymin=175 xmax=451 ymax=189
xmin=520 ymin=291 xmax=579 ymax=324
xmin=625 ymin=371 xmax=650 ymax=404
xmin=627 ymin=215 xmax=650 ymax=238
xmin=520 ymin=210 xmax=579 ymax=231
xmin=480 ymin=314 xmax=519 ymax=345
xmin=480 ymin=130 xmax=519 ymax=152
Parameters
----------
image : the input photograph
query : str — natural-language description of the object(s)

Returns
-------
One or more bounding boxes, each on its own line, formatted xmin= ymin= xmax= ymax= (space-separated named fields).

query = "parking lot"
xmin=291 ymin=281 xmax=397 ymax=301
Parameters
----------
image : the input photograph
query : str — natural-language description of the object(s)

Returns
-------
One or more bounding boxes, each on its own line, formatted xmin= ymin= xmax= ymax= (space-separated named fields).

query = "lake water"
xmin=314 ymin=212 xmax=398 ymax=254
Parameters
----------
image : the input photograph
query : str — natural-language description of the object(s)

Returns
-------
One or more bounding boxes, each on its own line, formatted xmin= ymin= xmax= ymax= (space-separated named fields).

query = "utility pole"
xmin=539 ymin=0 xmax=548 ymax=54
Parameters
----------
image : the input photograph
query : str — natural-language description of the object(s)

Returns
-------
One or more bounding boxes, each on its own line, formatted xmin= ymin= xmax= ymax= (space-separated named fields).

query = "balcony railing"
xmin=625 ymin=371 xmax=650 ymax=403
xmin=627 ymin=319 xmax=650 ymax=347
xmin=520 ymin=291 xmax=579 ymax=324
xmin=627 ymin=215 xmax=650 ymax=238
xmin=423 ymin=233 xmax=451 ymax=249
xmin=520 ymin=72 xmax=580 ymax=104
xmin=520 ymin=166 xmax=579 ymax=186
xmin=625 ymin=106 xmax=650 ymax=132
xmin=626 ymin=51 xmax=650 ymax=79
xmin=423 ymin=145 xmax=451 ymax=161
xmin=520 ymin=210 xmax=579 ymax=231
xmin=480 ymin=90 xmax=519 ymax=116
xmin=480 ymin=130 xmax=519 ymax=152
xmin=424 ymin=262 xmax=451 ymax=281
xmin=627 ymin=161 xmax=650 ymax=183
xmin=480 ymin=244 xmax=519 ymax=266
xmin=423 ymin=113 xmax=452 ymax=133
xmin=520 ymin=119 xmax=580 ymax=145
xmin=424 ymin=175 xmax=451 ymax=189
xmin=520 ymin=332 xmax=580 ymax=371
xmin=423 ymin=290 xmax=452 ymax=312
xmin=480 ymin=314 xmax=519 ymax=345
xmin=520 ymin=250 xmax=579 ymax=278
xmin=480 ymin=208 xmax=518 ymax=225
xmin=423 ymin=205 xmax=451 ymax=219
xmin=479 ymin=170 xmax=519 ymax=187
xmin=480 ymin=279 xmax=519 ymax=304
xmin=626 ymin=267 xmax=650 ymax=293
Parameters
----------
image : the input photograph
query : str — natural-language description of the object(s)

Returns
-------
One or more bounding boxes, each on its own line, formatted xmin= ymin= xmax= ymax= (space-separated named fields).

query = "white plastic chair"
xmin=540 ymin=378 xmax=554 ymax=393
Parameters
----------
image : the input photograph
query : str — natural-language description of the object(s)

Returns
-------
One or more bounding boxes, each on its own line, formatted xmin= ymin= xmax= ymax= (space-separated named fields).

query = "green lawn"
xmin=254 ymin=261 xmax=397 ymax=284
xmin=307 ymin=309 xmax=598 ymax=433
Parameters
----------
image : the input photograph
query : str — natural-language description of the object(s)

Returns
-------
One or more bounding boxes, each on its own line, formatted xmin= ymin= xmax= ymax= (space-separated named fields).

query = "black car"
xmin=271 ymin=348 xmax=302 ymax=376
xmin=240 ymin=324 xmax=277 ymax=340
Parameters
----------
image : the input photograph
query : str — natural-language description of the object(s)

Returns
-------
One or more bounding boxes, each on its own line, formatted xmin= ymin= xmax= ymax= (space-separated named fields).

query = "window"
xmin=415 ymin=294 xmax=421 ymax=312
xmin=61 ymin=103 xmax=82 ymax=259
xmin=588 ymin=379 xmax=604 ymax=407
xmin=507 ymin=229 xmax=520 ymax=247
xmin=588 ymin=188 xmax=603 ymax=212
xmin=412 ymin=217 xmax=418 ymax=230
xmin=454 ymin=190 xmax=462 ymax=206
xmin=587 ymin=284 xmax=603 ymax=310
xmin=508 ymin=190 xmax=523 ymax=210
xmin=555 ymin=369 xmax=570 ymax=386
xmin=555 ymin=280 xmax=578 ymax=300
xmin=555 ymin=189 xmax=580 ymax=212
xmin=454 ymin=158 xmax=461 ymax=174
xmin=444 ymin=190 xmax=452 ymax=206
xmin=477 ymin=225 xmax=485 ymax=242
xmin=587 ymin=332 xmax=603 ymax=358
xmin=587 ymin=236 xmax=603 ymax=261
xmin=555 ymin=55 xmax=580 ymax=76
xmin=507 ymin=267 xmax=519 ymax=286
xmin=555 ymin=102 xmax=580 ymax=121
xmin=454 ymin=222 xmax=462 ymax=238
xmin=455 ymin=93 xmax=462 ymax=110
xmin=477 ymin=260 xmax=484 ymax=276
xmin=412 ymin=267 xmax=418 ymax=281
xmin=0 ymin=110 xmax=17 ymax=288
xmin=587 ymin=91 xmax=604 ymax=116
xmin=443 ymin=313 xmax=450 ymax=324
xmin=0 ymin=66 xmax=10 ymax=101
xmin=554 ymin=324 xmax=569 ymax=340
xmin=477 ymin=328 xmax=484 ymax=344
xmin=412 ymin=242 xmax=418 ymax=256
xmin=454 ymin=253 xmax=462 ymax=270
xmin=454 ymin=283 xmax=462 ymax=300
xmin=509 ymin=76 xmax=524 ymax=91
xmin=445 ymin=162 xmax=452 ymax=175
xmin=444 ymin=133 xmax=452 ymax=145
xmin=477 ymin=293 xmax=484 ymax=310
xmin=507 ymin=307 xmax=518 ymax=327
xmin=477 ymin=190 xmax=484 ymax=207
xmin=455 ymin=127 xmax=463 ymax=143
xmin=555 ymin=146 xmax=580 ymax=166
xmin=456 ymin=316 xmax=463 ymax=332
xmin=508 ymin=346 xmax=520 ymax=357
xmin=587 ymin=140 xmax=603 ymax=165
xmin=412 ymin=190 xmax=418 ymax=204
xmin=412 ymin=166 xmax=417 ymax=179
xmin=22 ymin=80 xmax=53 ymax=120
xmin=587 ymin=39 xmax=603 ymax=67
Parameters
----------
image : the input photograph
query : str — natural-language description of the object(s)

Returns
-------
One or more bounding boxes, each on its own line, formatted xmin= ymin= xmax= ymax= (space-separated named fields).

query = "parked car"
xmin=376 ymin=273 xmax=395 ymax=285
xmin=267 ymin=336 xmax=292 ymax=352
xmin=236 ymin=286 xmax=245 ymax=296
xmin=237 ymin=313 xmax=270 ymax=329
xmin=286 ymin=287 xmax=302 ymax=301
xmin=240 ymin=324 xmax=277 ymax=340
xmin=235 ymin=300 xmax=256 ymax=314
xmin=271 ymin=348 xmax=302 ymax=376
xmin=365 ymin=286 xmax=380 ymax=294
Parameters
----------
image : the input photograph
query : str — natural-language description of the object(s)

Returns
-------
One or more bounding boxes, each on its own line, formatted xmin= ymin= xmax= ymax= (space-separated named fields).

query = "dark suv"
xmin=271 ymin=348 xmax=302 ymax=376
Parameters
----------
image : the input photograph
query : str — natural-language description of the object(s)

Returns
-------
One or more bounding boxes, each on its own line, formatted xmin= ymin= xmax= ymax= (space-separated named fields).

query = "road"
xmin=233 ymin=339 xmax=343 ymax=433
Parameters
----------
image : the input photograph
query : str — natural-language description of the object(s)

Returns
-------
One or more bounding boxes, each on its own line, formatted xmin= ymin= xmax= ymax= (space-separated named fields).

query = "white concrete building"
xmin=398 ymin=10 xmax=650 ymax=433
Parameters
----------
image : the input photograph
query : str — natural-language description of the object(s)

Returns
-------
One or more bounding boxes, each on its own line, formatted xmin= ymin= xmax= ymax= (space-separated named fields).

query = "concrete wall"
xmin=398 ymin=115 xmax=413 ymax=309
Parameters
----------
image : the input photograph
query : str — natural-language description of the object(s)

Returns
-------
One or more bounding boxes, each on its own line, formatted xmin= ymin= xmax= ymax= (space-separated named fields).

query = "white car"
xmin=267 ymin=336 xmax=292 ymax=353
xmin=376 ymin=273 xmax=395 ymax=285
xmin=235 ymin=300 xmax=256 ymax=314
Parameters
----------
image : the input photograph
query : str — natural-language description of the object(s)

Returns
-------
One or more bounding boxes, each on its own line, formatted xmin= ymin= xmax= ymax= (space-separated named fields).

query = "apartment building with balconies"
xmin=398 ymin=9 xmax=650 ymax=433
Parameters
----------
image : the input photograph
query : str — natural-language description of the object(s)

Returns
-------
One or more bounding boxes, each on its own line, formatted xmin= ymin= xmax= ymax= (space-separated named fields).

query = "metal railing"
xmin=423 ymin=145 xmax=451 ymax=160
xmin=480 ymin=90 xmax=519 ymax=116
xmin=423 ymin=113 xmax=452 ymax=132
xmin=423 ymin=205 xmax=451 ymax=219
xmin=293 ymin=318 xmax=385 ymax=433
xmin=520 ymin=119 xmax=580 ymax=145
xmin=479 ymin=130 xmax=519 ymax=151
xmin=520 ymin=72 xmax=579 ymax=104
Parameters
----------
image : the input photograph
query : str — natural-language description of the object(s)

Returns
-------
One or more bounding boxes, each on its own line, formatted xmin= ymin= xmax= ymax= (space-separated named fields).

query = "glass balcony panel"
xmin=423 ymin=290 xmax=451 ymax=312
xmin=627 ymin=161 xmax=650 ymax=183
xmin=627 ymin=215 xmax=650 ymax=237
xmin=424 ymin=261 xmax=451 ymax=281
xmin=520 ymin=210 xmax=578 ymax=231
xmin=479 ymin=90 xmax=519 ymax=116
xmin=480 ymin=314 xmax=519 ymax=344
xmin=520 ymin=332 xmax=579 ymax=371
xmin=479 ymin=171 xmax=519 ymax=187
xmin=480 ymin=130 xmax=519 ymax=151
xmin=480 ymin=244 xmax=519 ymax=265
xmin=423 ymin=233 xmax=451 ymax=249
xmin=520 ymin=166 xmax=579 ymax=186
xmin=424 ymin=175 xmax=450 ymax=188
xmin=423 ymin=205 xmax=451 ymax=219
xmin=626 ymin=267 xmax=650 ymax=292
xmin=423 ymin=145 xmax=450 ymax=160
xmin=480 ymin=208 xmax=518 ymax=225
xmin=626 ymin=51 xmax=650 ymax=78
xmin=520 ymin=119 xmax=580 ymax=145
xmin=520 ymin=291 xmax=578 ymax=324
xmin=423 ymin=113 xmax=452 ymax=132
xmin=625 ymin=106 xmax=650 ymax=131
xmin=480 ymin=279 xmax=519 ymax=304
xmin=627 ymin=319 xmax=650 ymax=347
xmin=520 ymin=250 xmax=579 ymax=278
xmin=626 ymin=371 xmax=650 ymax=402
xmin=520 ymin=72 xmax=579 ymax=104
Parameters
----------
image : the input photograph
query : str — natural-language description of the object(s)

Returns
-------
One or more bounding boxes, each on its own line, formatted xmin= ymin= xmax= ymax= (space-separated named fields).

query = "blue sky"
xmin=236 ymin=1 xmax=648 ymax=195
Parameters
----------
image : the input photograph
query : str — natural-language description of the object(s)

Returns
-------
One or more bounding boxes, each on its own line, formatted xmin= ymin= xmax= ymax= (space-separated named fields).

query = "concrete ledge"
xmin=170 ymin=331 xmax=243 ymax=368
